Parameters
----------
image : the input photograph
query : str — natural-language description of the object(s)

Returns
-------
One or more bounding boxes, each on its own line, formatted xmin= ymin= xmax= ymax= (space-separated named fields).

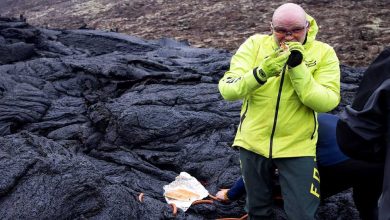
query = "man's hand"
xmin=255 ymin=48 xmax=290 ymax=83
xmin=215 ymin=189 xmax=230 ymax=202
xmin=286 ymin=42 xmax=305 ymax=67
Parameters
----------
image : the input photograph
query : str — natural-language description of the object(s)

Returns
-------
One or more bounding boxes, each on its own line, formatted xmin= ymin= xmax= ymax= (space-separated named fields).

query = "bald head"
xmin=272 ymin=3 xmax=307 ymax=26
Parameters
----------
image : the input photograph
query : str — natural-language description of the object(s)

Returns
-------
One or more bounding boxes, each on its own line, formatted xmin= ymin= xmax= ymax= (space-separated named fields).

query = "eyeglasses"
xmin=271 ymin=22 xmax=309 ymax=36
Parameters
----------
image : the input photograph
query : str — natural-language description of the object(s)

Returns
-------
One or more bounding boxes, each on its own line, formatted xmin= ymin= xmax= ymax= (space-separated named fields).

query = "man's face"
xmin=271 ymin=19 xmax=309 ymax=45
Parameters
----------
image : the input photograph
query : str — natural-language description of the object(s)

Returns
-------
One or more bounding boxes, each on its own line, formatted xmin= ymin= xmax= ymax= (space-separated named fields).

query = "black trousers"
xmin=240 ymin=148 xmax=319 ymax=220
xmin=319 ymin=159 xmax=384 ymax=220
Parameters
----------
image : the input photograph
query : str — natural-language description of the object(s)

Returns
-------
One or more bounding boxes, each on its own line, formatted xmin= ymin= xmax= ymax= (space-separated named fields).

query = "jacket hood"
xmin=306 ymin=14 xmax=318 ymax=44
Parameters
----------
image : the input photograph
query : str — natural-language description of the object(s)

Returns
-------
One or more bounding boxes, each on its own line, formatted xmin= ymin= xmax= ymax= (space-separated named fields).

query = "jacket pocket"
xmin=239 ymin=100 xmax=249 ymax=132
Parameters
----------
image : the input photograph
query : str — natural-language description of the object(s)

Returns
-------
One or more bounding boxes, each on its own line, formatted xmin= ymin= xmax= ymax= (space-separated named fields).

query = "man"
xmin=216 ymin=113 xmax=383 ymax=220
xmin=218 ymin=3 xmax=340 ymax=220
xmin=337 ymin=48 xmax=390 ymax=220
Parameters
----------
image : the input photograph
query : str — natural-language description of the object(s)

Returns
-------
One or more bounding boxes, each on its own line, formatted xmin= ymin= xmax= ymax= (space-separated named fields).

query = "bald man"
xmin=219 ymin=3 xmax=340 ymax=220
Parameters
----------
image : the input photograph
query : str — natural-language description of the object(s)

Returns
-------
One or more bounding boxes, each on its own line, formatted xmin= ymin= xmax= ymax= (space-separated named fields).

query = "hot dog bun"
xmin=164 ymin=188 xmax=199 ymax=201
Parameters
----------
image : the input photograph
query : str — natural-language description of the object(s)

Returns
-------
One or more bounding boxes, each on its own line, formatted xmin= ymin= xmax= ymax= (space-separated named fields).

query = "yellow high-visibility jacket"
xmin=218 ymin=15 xmax=340 ymax=158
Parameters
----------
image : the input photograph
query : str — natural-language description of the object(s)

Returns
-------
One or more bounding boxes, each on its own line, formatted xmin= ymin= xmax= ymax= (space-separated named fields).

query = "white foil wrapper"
xmin=163 ymin=172 xmax=209 ymax=212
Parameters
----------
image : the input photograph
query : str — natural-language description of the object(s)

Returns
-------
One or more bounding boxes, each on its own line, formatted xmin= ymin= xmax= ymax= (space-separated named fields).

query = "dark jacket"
xmin=338 ymin=48 xmax=390 ymax=220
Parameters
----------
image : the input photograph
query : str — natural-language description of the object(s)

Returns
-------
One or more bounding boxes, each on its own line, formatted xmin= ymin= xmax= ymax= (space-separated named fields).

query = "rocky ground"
xmin=0 ymin=0 xmax=389 ymax=67
xmin=0 ymin=2 xmax=381 ymax=219
xmin=0 ymin=16 xmax=366 ymax=219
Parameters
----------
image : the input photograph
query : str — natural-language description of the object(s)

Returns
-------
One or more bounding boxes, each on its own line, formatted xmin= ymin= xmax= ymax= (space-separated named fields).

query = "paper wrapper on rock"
xmin=163 ymin=172 xmax=209 ymax=212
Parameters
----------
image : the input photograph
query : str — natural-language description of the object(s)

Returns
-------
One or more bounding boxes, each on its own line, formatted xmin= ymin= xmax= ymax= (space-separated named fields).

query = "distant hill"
xmin=0 ymin=0 xmax=389 ymax=66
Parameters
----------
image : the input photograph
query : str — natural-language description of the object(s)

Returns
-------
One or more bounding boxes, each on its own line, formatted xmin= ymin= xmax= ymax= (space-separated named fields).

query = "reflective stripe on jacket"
xmin=218 ymin=15 xmax=340 ymax=158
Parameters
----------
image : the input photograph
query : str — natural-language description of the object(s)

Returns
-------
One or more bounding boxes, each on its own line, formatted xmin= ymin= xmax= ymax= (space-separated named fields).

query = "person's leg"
xmin=239 ymin=148 xmax=274 ymax=220
xmin=276 ymin=157 xmax=320 ymax=220
xmin=318 ymin=161 xmax=354 ymax=200
xmin=319 ymin=159 xmax=383 ymax=220
xmin=379 ymin=138 xmax=390 ymax=220
xmin=350 ymin=161 xmax=383 ymax=220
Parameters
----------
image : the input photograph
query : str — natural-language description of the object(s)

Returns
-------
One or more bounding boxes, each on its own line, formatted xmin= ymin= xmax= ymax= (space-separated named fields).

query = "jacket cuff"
xmin=289 ymin=62 xmax=309 ymax=79
xmin=252 ymin=67 xmax=267 ymax=85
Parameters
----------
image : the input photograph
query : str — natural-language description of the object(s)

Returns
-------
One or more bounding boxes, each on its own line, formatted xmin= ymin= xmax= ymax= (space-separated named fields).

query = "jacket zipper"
xmin=310 ymin=110 xmax=316 ymax=139
xmin=269 ymin=64 xmax=287 ymax=159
